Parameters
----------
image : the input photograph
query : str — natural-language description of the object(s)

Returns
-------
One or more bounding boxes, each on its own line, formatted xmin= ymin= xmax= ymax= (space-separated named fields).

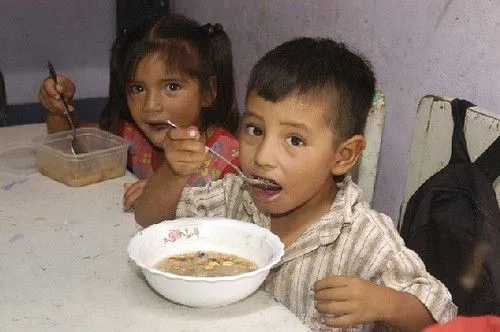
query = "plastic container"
xmin=0 ymin=141 xmax=38 ymax=176
xmin=36 ymin=128 xmax=129 ymax=187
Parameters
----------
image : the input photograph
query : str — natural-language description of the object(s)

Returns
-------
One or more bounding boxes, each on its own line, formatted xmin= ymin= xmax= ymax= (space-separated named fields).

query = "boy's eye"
xmin=245 ymin=124 xmax=263 ymax=136
xmin=166 ymin=83 xmax=181 ymax=91
xmin=285 ymin=135 xmax=304 ymax=147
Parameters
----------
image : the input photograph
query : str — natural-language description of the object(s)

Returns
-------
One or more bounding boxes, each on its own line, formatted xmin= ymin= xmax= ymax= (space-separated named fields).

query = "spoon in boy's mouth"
xmin=166 ymin=120 xmax=281 ymax=190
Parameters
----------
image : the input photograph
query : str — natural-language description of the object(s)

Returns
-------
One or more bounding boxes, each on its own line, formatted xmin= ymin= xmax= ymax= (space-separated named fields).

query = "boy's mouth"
xmin=250 ymin=178 xmax=282 ymax=203
xmin=253 ymin=177 xmax=281 ymax=190
xmin=249 ymin=176 xmax=282 ymax=199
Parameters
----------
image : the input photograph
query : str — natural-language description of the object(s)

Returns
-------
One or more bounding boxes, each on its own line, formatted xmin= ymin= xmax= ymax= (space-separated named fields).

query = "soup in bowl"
xmin=127 ymin=217 xmax=284 ymax=308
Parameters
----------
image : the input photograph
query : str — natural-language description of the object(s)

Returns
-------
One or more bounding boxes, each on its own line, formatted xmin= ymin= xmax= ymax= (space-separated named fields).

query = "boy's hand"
xmin=123 ymin=180 xmax=148 ymax=211
xmin=38 ymin=74 xmax=76 ymax=115
xmin=163 ymin=126 xmax=209 ymax=177
xmin=313 ymin=275 xmax=386 ymax=328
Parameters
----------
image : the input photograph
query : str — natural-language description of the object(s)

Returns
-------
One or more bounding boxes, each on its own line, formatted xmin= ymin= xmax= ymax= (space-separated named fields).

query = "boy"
xmin=135 ymin=37 xmax=456 ymax=331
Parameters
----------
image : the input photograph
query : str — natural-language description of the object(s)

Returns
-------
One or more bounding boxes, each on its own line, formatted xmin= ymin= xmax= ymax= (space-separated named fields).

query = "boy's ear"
xmin=201 ymin=75 xmax=217 ymax=108
xmin=331 ymin=135 xmax=366 ymax=176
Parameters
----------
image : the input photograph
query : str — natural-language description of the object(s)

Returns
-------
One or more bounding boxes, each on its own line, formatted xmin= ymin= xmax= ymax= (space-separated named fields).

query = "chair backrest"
xmin=351 ymin=91 xmax=385 ymax=206
xmin=399 ymin=94 xmax=500 ymax=223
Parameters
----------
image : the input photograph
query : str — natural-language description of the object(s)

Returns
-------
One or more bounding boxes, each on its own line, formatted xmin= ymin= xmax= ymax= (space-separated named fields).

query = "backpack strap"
xmin=475 ymin=134 xmax=500 ymax=182
xmin=450 ymin=98 xmax=475 ymax=164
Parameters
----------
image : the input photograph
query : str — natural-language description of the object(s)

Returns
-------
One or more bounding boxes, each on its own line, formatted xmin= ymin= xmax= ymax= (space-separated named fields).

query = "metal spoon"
xmin=166 ymin=120 xmax=280 ymax=189
xmin=47 ymin=61 xmax=85 ymax=155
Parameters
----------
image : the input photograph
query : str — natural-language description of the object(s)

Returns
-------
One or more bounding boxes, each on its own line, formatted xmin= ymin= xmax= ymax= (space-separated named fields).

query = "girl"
xmin=38 ymin=14 xmax=240 ymax=210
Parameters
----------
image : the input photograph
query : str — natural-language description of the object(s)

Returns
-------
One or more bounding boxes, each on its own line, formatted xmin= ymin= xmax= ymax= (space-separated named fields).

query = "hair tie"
xmin=202 ymin=23 xmax=223 ymax=36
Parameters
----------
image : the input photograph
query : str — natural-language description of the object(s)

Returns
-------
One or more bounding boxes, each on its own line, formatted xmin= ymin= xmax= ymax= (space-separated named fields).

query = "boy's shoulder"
xmin=350 ymin=206 xmax=401 ymax=248
xmin=338 ymin=177 xmax=402 ymax=246
xmin=338 ymin=177 xmax=394 ymax=226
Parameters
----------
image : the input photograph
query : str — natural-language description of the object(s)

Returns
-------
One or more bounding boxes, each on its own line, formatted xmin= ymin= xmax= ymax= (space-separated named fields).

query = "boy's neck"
xmin=271 ymin=183 xmax=338 ymax=248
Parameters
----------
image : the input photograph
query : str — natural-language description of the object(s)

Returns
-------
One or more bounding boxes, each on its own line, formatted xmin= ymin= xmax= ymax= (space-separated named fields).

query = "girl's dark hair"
xmin=99 ymin=14 xmax=239 ymax=135
xmin=246 ymin=37 xmax=375 ymax=139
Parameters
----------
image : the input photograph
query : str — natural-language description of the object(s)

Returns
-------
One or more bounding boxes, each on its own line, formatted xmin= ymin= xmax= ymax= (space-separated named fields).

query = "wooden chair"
xmin=398 ymin=94 xmax=500 ymax=224
xmin=351 ymin=91 xmax=385 ymax=206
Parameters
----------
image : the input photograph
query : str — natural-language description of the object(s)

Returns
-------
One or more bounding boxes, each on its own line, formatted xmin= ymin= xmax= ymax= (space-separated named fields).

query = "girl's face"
xmin=126 ymin=52 xmax=210 ymax=148
xmin=239 ymin=91 xmax=345 ymax=219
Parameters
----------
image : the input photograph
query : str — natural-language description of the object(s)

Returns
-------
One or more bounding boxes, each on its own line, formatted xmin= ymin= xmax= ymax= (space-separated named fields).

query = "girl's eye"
xmin=245 ymin=124 xmax=263 ymax=136
xmin=166 ymin=83 xmax=181 ymax=92
xmin=128 ymin=84 xmax=144 ymax=94
xmin=285 ymin=135 xmax=304 ymax=147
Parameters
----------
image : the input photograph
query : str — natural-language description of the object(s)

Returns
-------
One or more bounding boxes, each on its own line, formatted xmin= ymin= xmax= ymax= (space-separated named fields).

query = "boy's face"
xmin=126 ymin=52 xmax=209 ymax=148
xmin=239 ymin=91 xmax=345 ymax=216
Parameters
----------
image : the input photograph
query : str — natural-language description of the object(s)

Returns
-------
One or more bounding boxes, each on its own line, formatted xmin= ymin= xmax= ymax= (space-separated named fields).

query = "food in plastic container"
xmin=36 ymin=128 xmax=129 ymax=187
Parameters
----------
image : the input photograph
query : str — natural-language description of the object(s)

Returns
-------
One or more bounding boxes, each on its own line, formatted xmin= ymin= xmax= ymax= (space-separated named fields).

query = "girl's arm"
xmin=133 ymin=163 xmax=189 ymax=227
xmin=134 ymin=126 xmax=207 ymax=227
xmin=39 ymin=74 xmax=98 ymax=133
xmin=46 ymin=112 xmax=72 ymax=133
xmin=45 ymin=111 xmax=96 ymax=134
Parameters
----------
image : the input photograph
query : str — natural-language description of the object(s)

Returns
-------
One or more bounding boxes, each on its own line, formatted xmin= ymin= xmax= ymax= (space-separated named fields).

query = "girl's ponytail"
xmin=202 ymin=23 xmax=239 ymax=135
xmin=100 ymin=31 xmax=130 ymax=133
xmin=100 ymin=15 xmax=162 ymax=133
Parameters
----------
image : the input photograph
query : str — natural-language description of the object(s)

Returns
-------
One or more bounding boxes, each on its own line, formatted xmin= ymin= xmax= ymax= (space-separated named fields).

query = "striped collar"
xmin=241 ymin=176 xmax=363 ymax=266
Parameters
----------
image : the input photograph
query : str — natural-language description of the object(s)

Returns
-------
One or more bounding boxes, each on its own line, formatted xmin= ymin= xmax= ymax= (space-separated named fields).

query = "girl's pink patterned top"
xmin=119 ymin=121 xmax=239 ymax=186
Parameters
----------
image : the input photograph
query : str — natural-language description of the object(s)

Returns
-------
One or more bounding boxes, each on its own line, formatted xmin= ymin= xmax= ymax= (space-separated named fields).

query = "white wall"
xmin=172 ymin=0 xmax=500 ymax=220
xmin=2 ymin=1 xmax=499 ymax=221
xmin=0 ymin=0 xmax=115 ymax=105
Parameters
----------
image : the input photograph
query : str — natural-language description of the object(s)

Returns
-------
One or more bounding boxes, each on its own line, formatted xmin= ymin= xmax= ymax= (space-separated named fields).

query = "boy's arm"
xmin=134 ymin=162 xmax=189 ymax=228
xmin=378 ymin=286 xmax=435 ymax=332
xmin=314 ymin=276 xmax=436 ymax=331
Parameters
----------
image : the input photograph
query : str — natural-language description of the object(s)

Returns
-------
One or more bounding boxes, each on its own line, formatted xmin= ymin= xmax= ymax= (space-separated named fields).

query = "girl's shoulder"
xmin=119 ymin=120 xmax=142 ymax=139
xmin=201 ymin=126 xmax=239 ymax=181
xmin=118 ymin=120 xmax=156 ymax=179
xmin=206 ymin=126 xmax=238 ymax=146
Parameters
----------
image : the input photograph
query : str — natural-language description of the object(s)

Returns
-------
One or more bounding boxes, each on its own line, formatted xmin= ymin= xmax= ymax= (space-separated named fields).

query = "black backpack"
xmin=399 ymin=98 xmax=500 ymax=315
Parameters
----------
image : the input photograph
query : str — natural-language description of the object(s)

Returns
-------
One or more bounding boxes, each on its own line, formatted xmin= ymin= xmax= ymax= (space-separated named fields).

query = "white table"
xmin=0 ymin=124 xmax=310 ymax=331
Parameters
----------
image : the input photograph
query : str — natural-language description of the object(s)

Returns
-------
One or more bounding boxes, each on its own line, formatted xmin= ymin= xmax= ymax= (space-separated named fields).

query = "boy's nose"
xmin=253 ymin=137 xmax=277 ymax=168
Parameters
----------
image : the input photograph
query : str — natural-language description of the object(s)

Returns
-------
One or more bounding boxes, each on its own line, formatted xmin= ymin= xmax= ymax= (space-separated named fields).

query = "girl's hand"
xmin=123 ymin=180 xmax=148 ymax=211
xmin=313 ymin=275 xmax=386 ymax=328
xmin=163 ymin=126 xmax=208 ymax=177
xmin=38 ymin=74 xmax=76 ymax=115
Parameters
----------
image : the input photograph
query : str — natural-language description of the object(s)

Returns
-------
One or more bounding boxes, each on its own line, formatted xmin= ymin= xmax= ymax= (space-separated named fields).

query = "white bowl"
xmin=127 ymin=217 xmax=284 ymax=308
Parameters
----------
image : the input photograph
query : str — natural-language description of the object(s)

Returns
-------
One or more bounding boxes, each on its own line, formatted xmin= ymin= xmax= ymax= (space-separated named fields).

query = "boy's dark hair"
xmin=246 ymin=37 xmax=375 ymax=138
xmin=100 ymin=14 xmax=239 ymax=135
